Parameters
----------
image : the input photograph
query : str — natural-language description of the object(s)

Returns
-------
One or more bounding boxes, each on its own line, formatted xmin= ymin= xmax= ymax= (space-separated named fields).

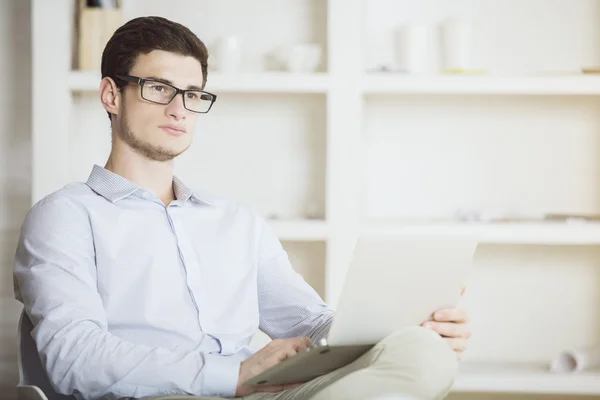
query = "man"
xmin=14 ymin=16 xmax=472 ymax=400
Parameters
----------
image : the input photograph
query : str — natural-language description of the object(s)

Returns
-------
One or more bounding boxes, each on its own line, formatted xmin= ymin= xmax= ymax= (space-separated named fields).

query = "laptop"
xmin=244 ymin=233 xmax=478 ymax=387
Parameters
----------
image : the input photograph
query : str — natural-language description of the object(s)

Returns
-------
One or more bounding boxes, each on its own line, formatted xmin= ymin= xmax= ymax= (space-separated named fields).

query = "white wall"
xmin=0 ymin=0 xmax=31 ymax=397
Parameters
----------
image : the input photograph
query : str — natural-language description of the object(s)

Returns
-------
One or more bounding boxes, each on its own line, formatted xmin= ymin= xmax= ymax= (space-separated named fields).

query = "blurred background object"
xmin=272 ymin=43 xmax=323 ymax=73
xmin=394 ymin=22 xmax=438 ymax=74
xmin=74 ymin=0 xmax=123 ymax=71
xmin=551 ymin=343 xmax=600 ymax=374
xmin=213 ymin=35 xmax=243 ymax=73
xmin=439 ymin=17 xmax=476 ymax=74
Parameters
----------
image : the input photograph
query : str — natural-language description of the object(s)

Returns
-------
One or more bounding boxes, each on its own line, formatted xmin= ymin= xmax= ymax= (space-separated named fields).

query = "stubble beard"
xmin=116 ymin=109 xmax=190 ymax=162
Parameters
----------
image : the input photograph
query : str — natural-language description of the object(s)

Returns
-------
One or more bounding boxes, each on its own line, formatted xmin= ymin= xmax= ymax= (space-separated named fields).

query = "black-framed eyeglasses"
xmin=115 ymin=74 xmax=217 ymax=114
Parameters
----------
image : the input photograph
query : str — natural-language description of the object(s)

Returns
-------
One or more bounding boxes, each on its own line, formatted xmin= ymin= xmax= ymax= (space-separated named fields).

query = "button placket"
xmin=164 ymin=206 xmax=205 ymax=329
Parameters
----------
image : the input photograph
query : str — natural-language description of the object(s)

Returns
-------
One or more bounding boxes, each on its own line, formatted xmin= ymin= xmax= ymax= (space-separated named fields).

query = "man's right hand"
xmin=235 ymin=336 xmax=312 ymax=396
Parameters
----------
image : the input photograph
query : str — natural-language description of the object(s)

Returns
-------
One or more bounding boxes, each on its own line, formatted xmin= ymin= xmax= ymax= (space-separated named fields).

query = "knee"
xmin=375 ymin=326 xmax=459 ymax=398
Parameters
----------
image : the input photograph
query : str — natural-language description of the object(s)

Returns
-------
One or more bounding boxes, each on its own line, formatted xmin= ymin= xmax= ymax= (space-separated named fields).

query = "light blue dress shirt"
xmin=13 ymin=165 xmax=334 ymax=400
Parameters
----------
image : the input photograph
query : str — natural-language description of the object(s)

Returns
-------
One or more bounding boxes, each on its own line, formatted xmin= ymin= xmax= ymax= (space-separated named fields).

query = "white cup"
xmin=440 ymin=18 xmax=475 ymax=72
xmin=394 ymin=23 xmax=438 ymax=74
xmin=213 ymin=36 xmax=242 ymax=73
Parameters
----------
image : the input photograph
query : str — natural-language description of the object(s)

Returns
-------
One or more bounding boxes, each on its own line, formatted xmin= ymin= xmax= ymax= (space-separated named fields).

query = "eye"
xmin=148 ymin=83 xmax=167 ymax=92
xmin=186 ymin=92 xmax=199 ymax=100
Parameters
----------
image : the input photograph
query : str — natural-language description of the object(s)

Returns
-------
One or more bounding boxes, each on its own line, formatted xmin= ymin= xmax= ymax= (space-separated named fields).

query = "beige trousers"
xmin=151 ymin=326 xmax=459 ymax=400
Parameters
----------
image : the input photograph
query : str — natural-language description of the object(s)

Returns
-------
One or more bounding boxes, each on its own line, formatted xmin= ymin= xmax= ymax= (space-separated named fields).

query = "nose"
xmin=165 ymin=92 xmax=187 ymax=120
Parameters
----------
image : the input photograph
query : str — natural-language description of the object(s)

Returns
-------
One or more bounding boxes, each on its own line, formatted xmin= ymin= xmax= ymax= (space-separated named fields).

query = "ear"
xmin=99 ymin=77 xmax=121 ymax=116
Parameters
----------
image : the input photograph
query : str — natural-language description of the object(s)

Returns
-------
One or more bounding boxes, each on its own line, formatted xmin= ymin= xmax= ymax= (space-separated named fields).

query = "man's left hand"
xmin=422 ymin=306 xmax=472 ymax=360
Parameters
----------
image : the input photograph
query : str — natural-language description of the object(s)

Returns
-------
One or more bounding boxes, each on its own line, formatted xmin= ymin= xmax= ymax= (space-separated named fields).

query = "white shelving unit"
xmin=455 ymin=363 xmax=600 ymax=395
xmin=32 ymin=0 xmax=600 ymax=397
xmin=362 ymin=73 xmax=600 ymax=95
xmin=362 ymin=222 xmax=600 ymax=245
xmin=70 ymin=70 xmax=600 ymax=98
xmin=69 ymin=70 xmax=331 ymax=93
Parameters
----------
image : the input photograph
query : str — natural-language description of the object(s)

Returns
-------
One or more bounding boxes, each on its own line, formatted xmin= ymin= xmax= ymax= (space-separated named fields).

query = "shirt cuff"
xmin=201 ymin=353 xmax=242 ymax=398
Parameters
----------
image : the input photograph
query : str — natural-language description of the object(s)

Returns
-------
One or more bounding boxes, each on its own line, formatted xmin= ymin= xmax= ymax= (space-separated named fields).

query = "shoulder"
xmin=22 ymin=183 xmax=95 ymax=229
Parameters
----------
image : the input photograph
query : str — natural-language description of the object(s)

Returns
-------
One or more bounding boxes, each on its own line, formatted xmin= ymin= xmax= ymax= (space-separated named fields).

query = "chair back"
xmin=18 ymin=310 xmax=74 ymax=400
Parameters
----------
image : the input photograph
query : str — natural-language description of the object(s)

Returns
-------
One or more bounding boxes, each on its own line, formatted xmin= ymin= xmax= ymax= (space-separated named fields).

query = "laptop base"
xmin=244 ymin=344 xmax=374 ymax=387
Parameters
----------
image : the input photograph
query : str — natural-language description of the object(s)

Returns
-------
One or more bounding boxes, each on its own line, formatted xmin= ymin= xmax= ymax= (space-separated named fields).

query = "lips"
xmin=159 ymin=125 xmax=187 ymax=136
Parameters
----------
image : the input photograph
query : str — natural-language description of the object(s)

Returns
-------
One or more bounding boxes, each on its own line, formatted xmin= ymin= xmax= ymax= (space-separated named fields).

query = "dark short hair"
xmin=101 ymin=16 xmax=209 ymax=120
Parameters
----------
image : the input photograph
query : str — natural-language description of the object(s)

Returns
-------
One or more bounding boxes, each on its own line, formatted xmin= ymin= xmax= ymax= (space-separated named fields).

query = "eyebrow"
xmin=146 ymin=76 xmax=203 ymax=91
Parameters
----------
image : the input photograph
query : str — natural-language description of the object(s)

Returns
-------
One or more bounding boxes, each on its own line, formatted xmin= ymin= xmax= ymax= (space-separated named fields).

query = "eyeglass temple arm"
xmin=115 ymin=74 xmax=141 ymax=84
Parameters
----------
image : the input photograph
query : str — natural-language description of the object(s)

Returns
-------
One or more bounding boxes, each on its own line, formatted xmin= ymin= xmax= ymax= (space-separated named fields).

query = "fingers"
xmin=422 ymin=307 xmax=471 ymax=362
xmin=288 ymin=338 xmax=311 ymax=353
xmin=275 ymin=346 xmax=298 ymax=362
xmin=282 ymin=337 xmax=312 ymax=359
xmin=444 ymin=337 xmax=468 ymax=352
xmin=248 ymin=339 xmax=310 ymax=394
xmin=237 ymin=337 xmax=312 ymax=396
xmin=433 ymin=308 xmax=470 ymax=323
xmin=264 ymin=337 xmax=311 ymax=364
xmin=444 ymin=337 xmax=467 ymax=360
xmin=294 ymin=336 xmax=312 ymax=352
xmin=424 ymin=321 xmax=472 ymax=339
xmin=272 ymin=337 xmax=310 ymax=350
xmin=267 ymin=337 xmax=311 ymax=351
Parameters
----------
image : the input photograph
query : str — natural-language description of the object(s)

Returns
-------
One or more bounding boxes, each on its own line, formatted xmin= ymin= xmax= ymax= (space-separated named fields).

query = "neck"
xmin=105 ymin=144 xmax=175 ymax=205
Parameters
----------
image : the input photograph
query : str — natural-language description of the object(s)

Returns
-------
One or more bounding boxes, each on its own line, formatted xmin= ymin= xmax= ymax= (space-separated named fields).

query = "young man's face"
xmin=115 ymin=50 xmax=204 ymax=161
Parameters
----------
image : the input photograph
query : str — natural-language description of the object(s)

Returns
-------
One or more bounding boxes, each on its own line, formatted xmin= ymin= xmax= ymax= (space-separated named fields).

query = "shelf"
xmin=205 ymin=72 xmax=330 ymax=93
xmin=268 ymin=219 xmax=328 ymax=241
xmin=361 ymin=222 xmax=600 ymax=245
xmin=362 ymin=74 xmax=600 ymax=95
xmin=68 ymin=71 xmax=330 ymax=94
xmin=454 ymin=362 xmax=600 ymax=394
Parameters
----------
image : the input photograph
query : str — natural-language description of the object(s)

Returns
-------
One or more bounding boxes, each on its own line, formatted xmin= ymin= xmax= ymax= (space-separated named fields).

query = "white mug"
xmin=213 ymin=36 xmax=242 ymax=73
xmin=440 ymin=18 xmax=475 ymax=72
xmin=394 ymin=23 xmax=438 ymax=74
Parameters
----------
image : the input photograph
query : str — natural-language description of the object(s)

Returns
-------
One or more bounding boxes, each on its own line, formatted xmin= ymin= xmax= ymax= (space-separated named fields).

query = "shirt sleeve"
xmin=255 ymin=215 xmax=335 ymax=342
xmin=13 ymin=196 xmax=240 ymax=400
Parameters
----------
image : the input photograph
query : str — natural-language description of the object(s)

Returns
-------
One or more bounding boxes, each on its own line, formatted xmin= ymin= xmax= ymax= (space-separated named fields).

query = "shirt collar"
xmin=86 ymin=164 xmax=214 ymax=206
xmin=173 ymin=175 xmax=212 ymax=205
